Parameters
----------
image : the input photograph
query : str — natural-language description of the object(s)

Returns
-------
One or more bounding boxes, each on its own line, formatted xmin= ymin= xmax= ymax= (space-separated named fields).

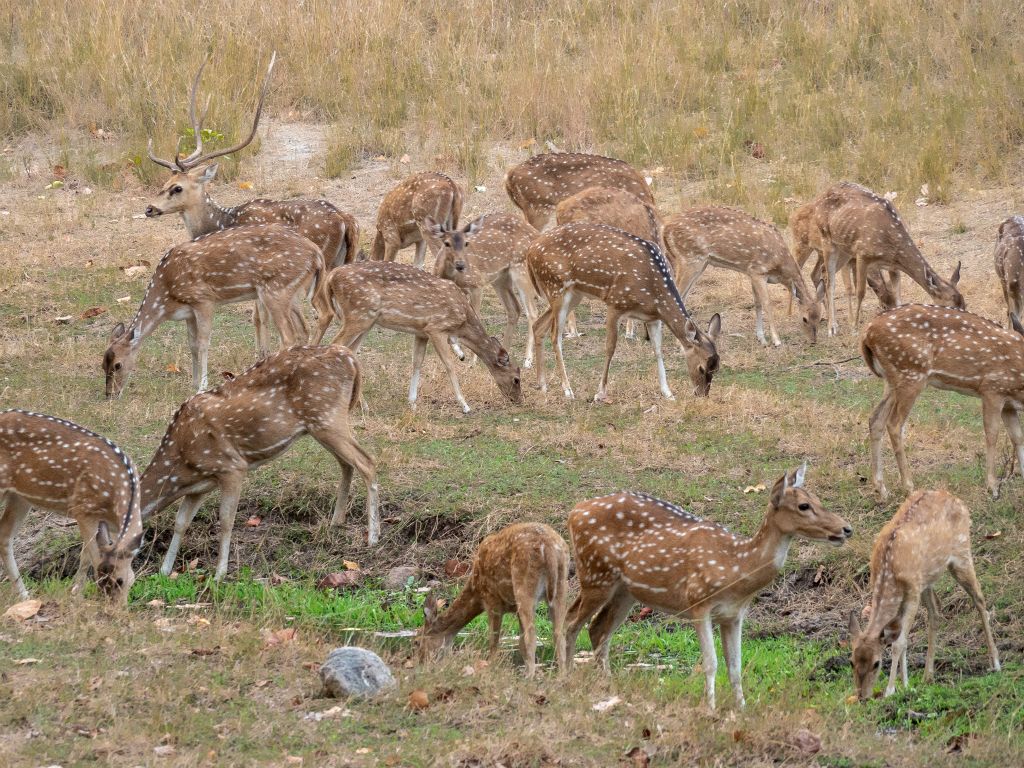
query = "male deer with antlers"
xmin=527 ymin=222 xmax=721 ymax=402
xmin=663 ymin=207 xmax=824 ymax=346
xmin=994 ymin=216 xmax=1024 ymax=327
xmin=565 ymin=465 xmax=851 ymax=709
xmin=418 ymin=522 xmax=569 ymax=677
xmin=371 ymin=171 xmax=464 ymax=271
xmin=141 ymin=346 xmax=379 ymax=580
xmin=0 ymin=410 xmax=143 ymax=603
xmin=849 ymin=490 xmax=1000 ymax=700
xmin=103 ymin=224 xmax=324 ymax=397
xmin=861 ymin=304 xmax=1024 ymax=499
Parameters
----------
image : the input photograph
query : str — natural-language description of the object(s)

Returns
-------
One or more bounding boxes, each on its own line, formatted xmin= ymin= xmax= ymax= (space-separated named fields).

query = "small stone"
xmin=383 ymin=566 xmax=419 ymax=590
xmin=320 ymin=647 xmax=396 ymax=699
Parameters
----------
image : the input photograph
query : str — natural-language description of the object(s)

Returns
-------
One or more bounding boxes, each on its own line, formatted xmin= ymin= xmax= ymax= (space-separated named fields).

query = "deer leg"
xmin=888 ymin=269 xmax=902 ymax=307
xmin=563 ymin=584 xmax=616 ymax=669
xmin=512 ymin=583 xmax=539 ymax=678
xmin=887 ymin=379 xmax=926 ymax=494
xmin=885 ymin=596 xmax=919 ymax=697
xmin=492 ymin=274 xmax=520 ymax=354
xmin=549 ymin=566 xmax=569 ymax=674
xmin=1001 ymin=405 xmax=1024 ymax=478
xmin=981 ymin=395 xmax=1005 ymax=498
xmin=750 ymin=274 xmax=781 ymax=347
xmin=869 ymin=384 xmax=896 ymax=500
xmin=532 ymin=305 xmax=554 ymax=391
xmin=824 ymin=245 xmax=841 ymax=337
xmin=254 ymin=301 xmax=272 ymax=358
xmin=487 ymin=609 xmax=503 ymax=660
xmin=853 ymin=256 xmax=870 ymax=329
xmin=510 ymin=266 xmax=539 ymax=369
xmin=429 ymin=332 xmax=471 ymax=413
xmin=72 ymin=516 xmax=101 ymax=595
xmin=922 ymin=586 xmax=939 ymax=682
xmin=262 ymin=294 xmax=297 ymax=349
xmin=679 ymin=257 xmax=709 ymax=304
xmin=649 ymin=320 xmax=675 ymax=400
xmin=948 ymin=556 xmax=1001 ymax=673
xmin=192 ymin=305 xmax=214 ymax=391
xmin=311 ymin=420 xmax=380 ymax=543
xmin=563 ymin=310 xmax=582 ymax=339
xmin=694 ymin=612 xmax=719 ymax=709
xmin=719 ymin=615 xmax=746 ymax=708
xmin=586 ymin=584 xmax=635 ymax=673
xmin=408 ymin=335 xmax=429 ymax=411
xmin=160 ymin=494 xmax=204 ymax=576
xmin=842 ymin=265 xmax=854 ymax=321
xmin=0 ymin=495 xmax=31 ymax=599
xmin=595 ymin=309 xmax=622 ymax=403
xmin=554 ymin=291 xmax=582 ymax=399
xmin=331 ymin=312 xmax=377 ymax=349
xmin=213 ymin=475 xmax=244 ymax=582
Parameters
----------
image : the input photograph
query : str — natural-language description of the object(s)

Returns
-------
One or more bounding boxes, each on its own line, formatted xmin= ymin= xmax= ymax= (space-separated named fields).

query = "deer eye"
xmin=113 ymin=362 xmax=122 ymax=371
xmin=872 ymin=660 xmax=881 ymax=670
xmin=171 ymin=185 xmax=182 ymax=195
xmin=798 ymin=503 xmax=811 ymax=511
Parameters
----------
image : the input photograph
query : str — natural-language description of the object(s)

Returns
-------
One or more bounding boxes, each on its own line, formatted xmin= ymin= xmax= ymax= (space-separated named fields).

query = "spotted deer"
xmin=103 ymin=223 xmax=324 ymax=397
xmin=313 ymin=261 xmax=524 ymax=413
xmin=994 ymin=216 xmax=1024 ymax=326
xmin=371 ymin=171 xmax=463 ymax=270
xmin=662 ymin=207 xmax=824 ymax=346
xmin=141 ymin=346 xmax=379 ymax=580
xmin=804 ymin=182 xmax=962 ymax=335
xmin=505 ymin=152 xmax=654 ymax=231
xmin=861 ymin=304 xmax=1024 ymax=499
xmin=0 ymin=410 xmax=143 ymax=603
xmin=849 ymin=490 xmax=1000 ymax=700
xmin=565 ymin=465 xmax=851 ymax=709
xmin=418 ymin=522 xmax=569 ymax=677
xmin=527 ymin=222 xmax=721 ymax=402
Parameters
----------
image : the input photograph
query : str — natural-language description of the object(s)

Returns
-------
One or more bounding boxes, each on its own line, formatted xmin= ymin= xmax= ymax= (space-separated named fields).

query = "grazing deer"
xmin=803 ymin=182 xmax=962 ymax=335
xmin=418 ymin=522 xmax=569 ymax=677
xmin=662 ymin=207 xmax=824 ymax=346
xmin=861 ymin=304 xmax=1024 ymax=499
xmin=527 ymin=222 xmax=721 ymax=402
xmin=994 ymin=216 xmax=1024 ymax=326
xmin=565 ymin=465 xmax=851 ymax=709
xmin=313 ymin=261 xmax=523 ymax=413
xmin=505 ymin=152 xmax=654 ymax=231
xmin=0 ymin=410 xmax=143 ymax=603
xmin=141 ymin=346 xmax=379 ymax=580
xmin=103 ymin=223 xmax=324 ymax=398
xmin=849 ymin=490 xmax=1000 ymax=700
xmin=371 ymin=172 xmax=463 ymax=270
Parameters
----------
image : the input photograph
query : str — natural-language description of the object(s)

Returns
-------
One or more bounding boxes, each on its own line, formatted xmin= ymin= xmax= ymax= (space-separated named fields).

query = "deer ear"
xmin=424 ymin=216 xmax=444 ymax=239
xmin=1012 ymin=313 xmax=1024 ymax=337
xmin=496 ymin=345 xmax=510 ymax=367
xmin=110 ymin=322 xmax=126 ymax=342
xmin=684 ymin=318 xmax=699 ymax=343
xmin=463 ymin=219 xmax=481 ymax=237
xmin=815 ymin=279 xmax=826 ymax=303
xmin=770 ymin=472 xmax=789 ymax=508
xmin=197 ymin=163 xmax=218 ymax=183
xmin=96 ymin=521 xmax=113 ymax=549
xmin=950 ymin=261 xmax=961 ymax=286
xmin=793 ymin=461 xmax=807 ymax=488
xmin=707 ymin=313 xmax=722 ymax=340
xmin=848 ymin=609 xmax=861 ymax=639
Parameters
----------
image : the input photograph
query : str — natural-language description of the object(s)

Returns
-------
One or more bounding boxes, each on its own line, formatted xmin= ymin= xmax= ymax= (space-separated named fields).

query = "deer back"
xmin=376 ymin=172 xmax=462 ymax=238
xmin=555 ymin=186 xmax=662 ymax=246
xmin=663 ymin=206 xmax=795 ymax=277
xmin=461 ymin=213 xmax=538 ymax=277
xmin=505 ymin=152 xmax=653 ymax=214
xmin=236 ymin=199 xmax=359 ymax=269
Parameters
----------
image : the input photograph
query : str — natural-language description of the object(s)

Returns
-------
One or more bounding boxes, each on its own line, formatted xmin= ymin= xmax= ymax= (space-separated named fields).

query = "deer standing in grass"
xmin=994 ymin=216 xmax=1024 ymax=326
xmin=802 ymin=182 xmax=963 ymax=335
xmin=314 ymin=261 xmax=523 ymax=413
xmin=849 ymin=490 xmax=1000 ymax=700
xmin=0 ymin=410 xmax=143 ymax=603
xmin=141 ymin=346 xmax=379 ymax=579
xmin=418 ymin=522 xmax=569 ymax=677
xmin=565 ymin=465 xmax=851 ymax=709
xmin=861 ymin=304 xmax=1024 ymax=499
xmin=371 ymin=171 xmax=463 ymax=271
xmin=662 ymin=207 xmax=825 ymax=346
xmin=527 ymin=222 xmax=721 ymax=402
xmin=505 ymin=152 xmax=654 ymax=231
xmin=103 ymin=224 xmax=324 ymax=397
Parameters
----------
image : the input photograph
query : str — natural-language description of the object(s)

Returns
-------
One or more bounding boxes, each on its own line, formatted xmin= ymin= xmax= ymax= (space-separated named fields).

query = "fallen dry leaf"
xmin=116 ymin=295 xmax=132 ymax=304
xmin=262 ymin=627 xmax=297 ymax=647
xmin=342 ymin=559 xmax=360 ymax=571
xmin=985 ymin=530 xmax=1002 ymax=540
xmin=15 ymin=657 xmax=41 ymax=665
xmin=153 ymin=744 xmax=176 ymax=757
xmin=165 ymin=363 xmax=182 ymax=373
xmin=743 ymin=483 xmax=767 ymax=494
xmin=124 ymin=265 xmax=148 ymax=279
xmin=238 ymin=181 xmax=254 ymax=190
xmin=54 ymin=315 xmax=74 ymax=324
xmin=407 ymin=690 xmax=429 ymax=710
xmin=317 ymin=571 xmax=362 ymax=590
xmin=147 ymin=598 xmax=166 ymax=607
xmin=245 ymin=516 xmax=262 ymax=527
xmin=4 ymin=599 xmax=42 ymax=621
xmin=519 ymin=137 xmax=537 ymax=149
xmin=845 ymin=694 xmax=859 ymax=705
xmin=84 ymin=259 xmax=94 ymax=268
xmin=592 ymin=695 xmax=622 ymax=713
xmin=461 ymin=665 xmax=476 ymax=677
xmin=80 ymin=306 xmax=107 ymax=320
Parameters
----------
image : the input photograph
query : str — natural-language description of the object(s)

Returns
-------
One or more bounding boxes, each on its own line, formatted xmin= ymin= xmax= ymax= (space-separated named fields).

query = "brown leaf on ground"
xmin=262 ymin=627 xmax=297 ymax=647
xmin=245 ymin=516 xmax=262 ymax=527
xmin=407 ymin=689 xmax=429 ymax=710
xmin=4 ymin=599 xmax=42 ymax=621
xmin=444 ymin=559 xmax=470 ymax=578
xmin=80 ymin=306 xmax=106 ymax=319
xmin=317 ymin=571 xmax=362 ymax=590
xmin=165 ymin=363 xmax=181 ymax=373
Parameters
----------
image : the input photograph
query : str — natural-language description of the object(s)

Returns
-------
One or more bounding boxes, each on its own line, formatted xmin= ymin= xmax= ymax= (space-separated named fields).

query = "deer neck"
xmin=451 ymin=315 xmax=495 ymax=361
xmin=128 ymin=274 xmax=175 ymax=343
xmin=730 ymin=512 xmax=793 ymax=594
xmin=139 ymin=431 xmax=203 ymax=517
xmin=426 ymin=589 xmax=484 ymax=643
xmin=181 ymin=193 xmax=238 ymax=239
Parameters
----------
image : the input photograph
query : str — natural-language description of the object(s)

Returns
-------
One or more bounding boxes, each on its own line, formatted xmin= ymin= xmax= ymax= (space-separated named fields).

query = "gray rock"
xmin=383 ymin=565 xmax=419 ymax=590
xmin=319 ymin=646 xmax=396 ymax=699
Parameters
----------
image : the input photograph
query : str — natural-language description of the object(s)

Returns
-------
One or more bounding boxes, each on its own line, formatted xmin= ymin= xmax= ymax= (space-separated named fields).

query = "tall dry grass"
xmin=3 ymin=0 xmax=1024 ymax=199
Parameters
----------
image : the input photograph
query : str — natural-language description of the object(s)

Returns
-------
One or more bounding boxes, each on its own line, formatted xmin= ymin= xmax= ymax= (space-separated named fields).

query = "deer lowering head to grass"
xmin=663 ymin=207 xmax=824 ymax=346
xmin=418 ymin=522 xmax=569 ymax=678
xmin=849 ymin=490 xmax=1000 ymax=700
xmin=505 ymin=152 xmax=654 ymax=231
xmin=804 ymin=182 xmax=963 ymax=335
xmin=140 ymin=346 xmax=379 ymax=580
xmin=102 ymin=223 xmax=324 ymax=397
xmin=0 ymin=410 xmax=143 ymax=604
xmin=527 ymin=222 xmax=721 ymax=402
xmin=371 ymin=172 xmax=464 ymax=270
xmin=861 ymin=304 xmax=1024 ymax=499
xmin=314 ymin=261 xmax=523 ymax=413
xmin=565 ymin=465 xmax=850 ymax=709
xmin=994 ymin=216 xmax=1024 ymax=326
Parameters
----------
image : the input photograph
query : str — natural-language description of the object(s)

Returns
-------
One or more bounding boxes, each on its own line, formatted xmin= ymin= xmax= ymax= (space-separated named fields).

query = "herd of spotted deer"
xmin=4 ymin=54 xmax=1022 ymax=709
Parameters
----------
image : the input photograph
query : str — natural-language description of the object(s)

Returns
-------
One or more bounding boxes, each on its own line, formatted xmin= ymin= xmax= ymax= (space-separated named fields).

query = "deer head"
xmin=768 ymin=462 xmax=852 ymax=545
xmin=103 ymin=322 xmax=141 ymax=399
xmin=681 ymin=313 xmax=722 ymax=397
xmin=429 ymin=217 xmax=483 ymax=290
xmin=799 ymin=281 xmax=826 ymax=343
xmin=848 ymin=611 xmax=884 ymax=700
xmin=416 ymin=592 xmax=453 ymax=662
xmin=93 ymin=521 xmax=139 ymax=605
xmin=146 ymin=164 xmax=218 ymax=218
xmin=479 ymin=337 xmax=523 ymax=404
xmin=925 ymin=261 xmax=964 ymax=309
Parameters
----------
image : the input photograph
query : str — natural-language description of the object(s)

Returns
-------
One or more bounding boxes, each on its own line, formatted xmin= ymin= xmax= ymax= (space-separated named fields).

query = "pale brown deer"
xmin=371 ymin=171 xmax=463 ymax=270
xmin=527 ymin=222 xmax=721 ymax=402
xmin=565 ymin=465 xmax=851 ymax=709
xmin=505 ymin=152 xmax=654 ymax=230
xmin=861 ymin=304 xmax=1024 ymax=499
xmin=103 ymin=224 xmax=324 ymax=397
xmin=314 ymin=261 xmax=523 ymax=413
xmin=0 ymin=410 xmax=143 ymax=604
xmin=804 ymin=182 xmax=962 ymax=335
xmin=994 ymin=215 xmax=1024 ymax=326
xmin=849 ymin=490 xmax=1000 ymax=700
xmin=140 ymin=346 xmax=379 ymax=580
xmin=662 ymin=207 xmax=824 ymax=346
xmin=418 ymin=522 xmax=569 ymax=677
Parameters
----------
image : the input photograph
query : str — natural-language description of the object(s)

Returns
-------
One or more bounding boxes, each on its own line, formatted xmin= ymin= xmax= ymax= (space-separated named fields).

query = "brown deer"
xmin=861 ymin=304 xmax=1024 ymax=499
xmin=0 ymin=410 xmax=143 ymax=604
xmin=103 ymin=223 xmax=324 ymax=398
xmin=418 ymin=522 xmax=569 ymax=677
xmin=527 ymin=222 xmax=721 ymax=402
xmin=662 ymin=207 xmax=824 ymax=346
xmin=314 ymin=261 xmax=523 ymax=413
xmin=803 ymin=182 xmax=962 ymax=335
xmin=370 ymin=171 xmax=463 ymax=270
xmin=140 ymin=346 xmax=379 ymax=580
xmin=505 ymin=152 xmax=654 ymax=230
xmin=849 ymin=490 xmax=1000 ymax=700
xmin=994 ymin=215 xmax=1024 ymax=326
xmin=565 ymin=465 xmax=851 ymax=709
